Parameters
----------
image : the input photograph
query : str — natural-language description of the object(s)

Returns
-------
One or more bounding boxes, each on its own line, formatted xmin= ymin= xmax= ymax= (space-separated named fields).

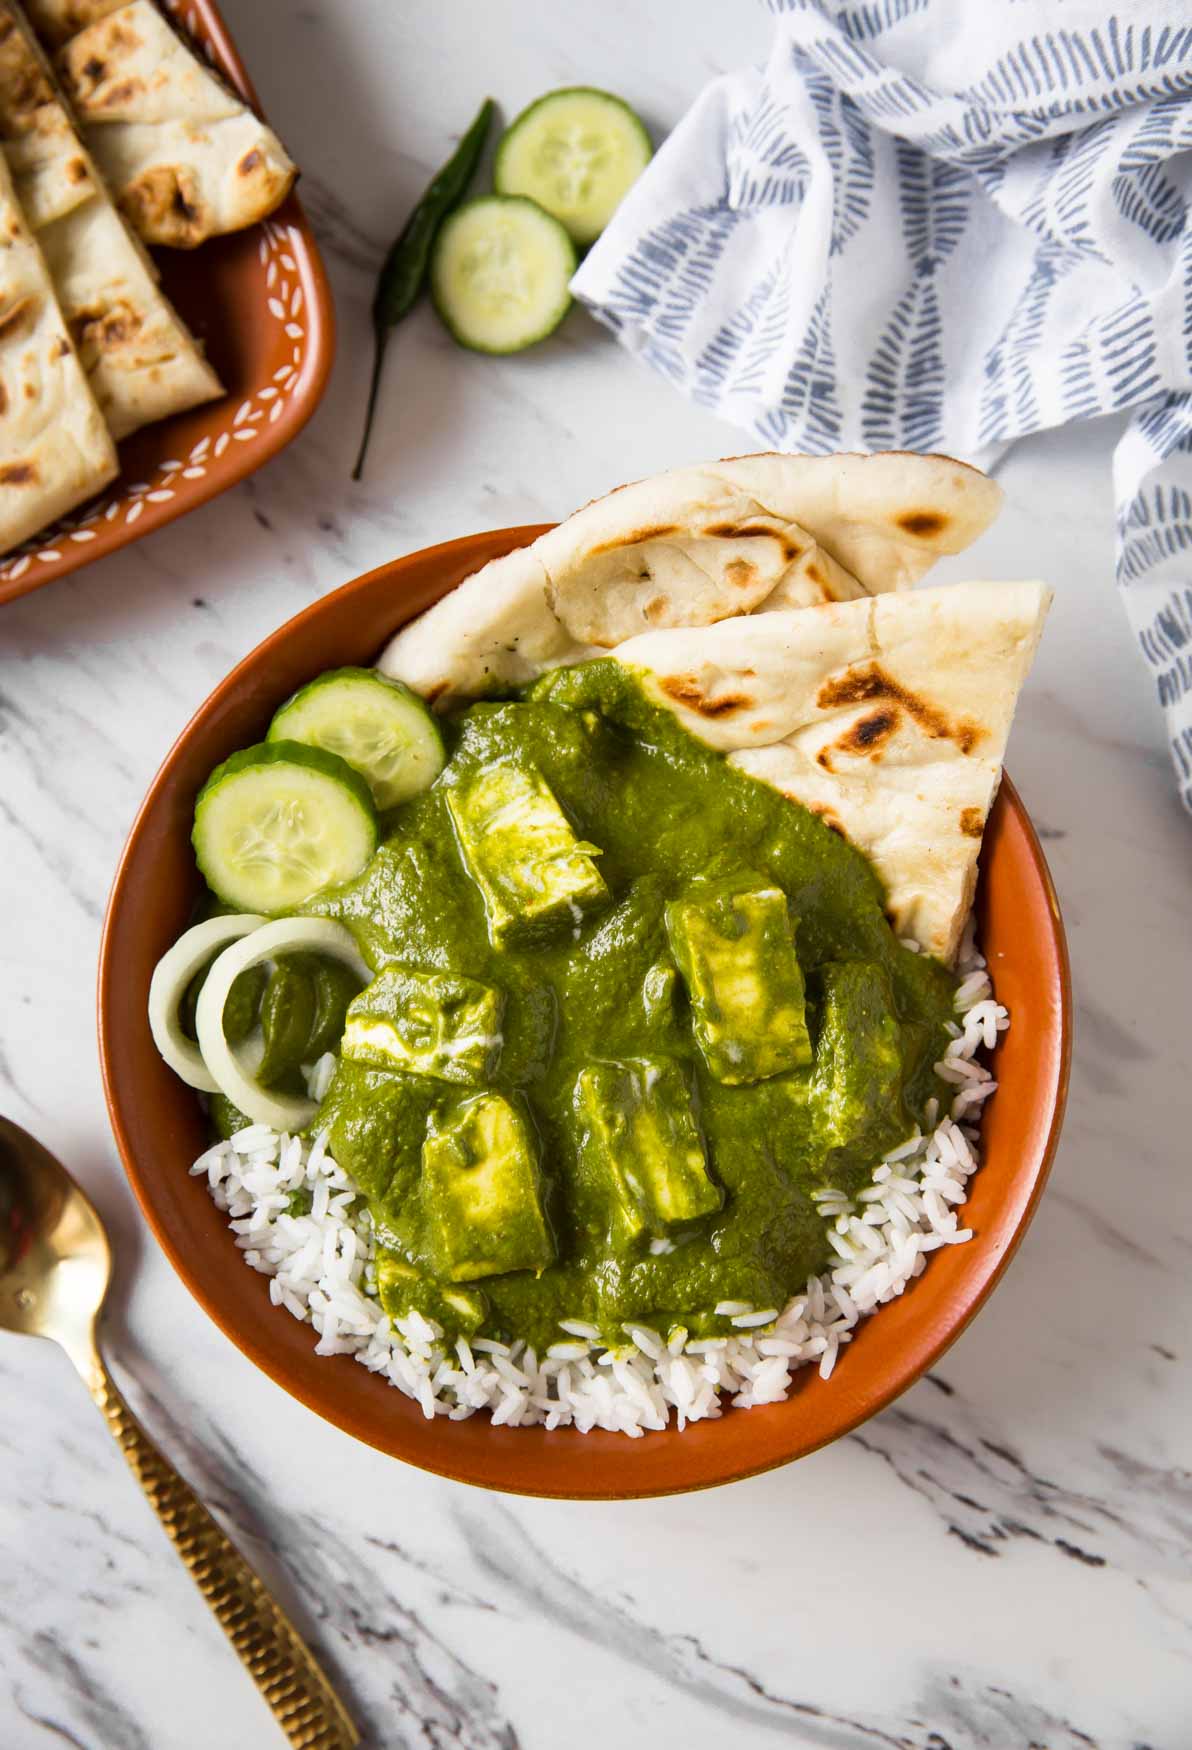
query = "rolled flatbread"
xmin=378 ymin=451 xmax=1002 ymax=708
xmin=0 ymin=144 xmax=116 ymax=549
xmin=0 ymin=23 xmax=97 ymax=228
xmin=612 ymin=582 xmax=1051 ymax=964
xmin=55 ymin=1 xmax=297 ymax=247
xmin=0 ymin=0 xmax=221 ymax=439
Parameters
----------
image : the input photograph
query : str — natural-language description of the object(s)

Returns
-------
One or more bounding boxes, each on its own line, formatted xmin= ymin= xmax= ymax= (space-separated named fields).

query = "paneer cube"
xmin=446 ymin=760 xmax=608 ymax=947
xmin=421 ymin=1092 xmax=554 ymax=1282
xmin=342 ymin=966 xmax=503 ymax=1085
xmin=811 ymin=961 xmax=903 ymax=1152
xmin=374 ymin=1248 xmax=488 ymax=1334
xmin=665 ymin=879 xmax=811 ymax=1084
xmin=574 ymin=1056 xmax=721 ymax=1247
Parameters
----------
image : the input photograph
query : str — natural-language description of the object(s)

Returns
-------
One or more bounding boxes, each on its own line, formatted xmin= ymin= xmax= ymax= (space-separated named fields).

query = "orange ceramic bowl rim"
xmin=98 ymin=528 xmax=1072 ymax=1498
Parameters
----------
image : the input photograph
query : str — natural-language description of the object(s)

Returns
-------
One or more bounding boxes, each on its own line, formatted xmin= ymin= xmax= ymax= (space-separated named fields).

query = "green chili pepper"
xmin=302 ymin=955 xmax=363 ymax=1059
xmin=352 ymin=97 xmax=495 ymax=481
xmin=256 ymin=960 xmax=317 ymax=1089
xmin=180 ymin=959 xmax=265 ymax=1047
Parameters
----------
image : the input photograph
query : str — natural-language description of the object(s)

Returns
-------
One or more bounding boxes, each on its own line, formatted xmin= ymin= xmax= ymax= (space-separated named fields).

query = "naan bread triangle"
xmin=611 ymin=581 xmax=1051 ymax=963
xmin=0 ymin=141 xmax=116 ymax=548
xmin=0 ymin=16 xmax=97 ymax=228
xmin=55 ymin=1 xmax=297 ymax=247
xmin=379 ymin=452 xmax=1002 ymax=708
xmin=0 ymin=0 xmax=221 ymax=439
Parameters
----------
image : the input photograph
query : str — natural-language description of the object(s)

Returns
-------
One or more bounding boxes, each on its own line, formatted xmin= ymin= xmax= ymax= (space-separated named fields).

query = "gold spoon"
xmin=0 ymin=1116 xmax=358 ymax=1749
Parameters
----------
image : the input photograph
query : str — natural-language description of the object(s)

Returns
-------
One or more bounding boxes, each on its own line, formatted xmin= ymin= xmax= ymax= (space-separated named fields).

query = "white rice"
xmin=191 ymin=924 xmax=1005 ymax=1436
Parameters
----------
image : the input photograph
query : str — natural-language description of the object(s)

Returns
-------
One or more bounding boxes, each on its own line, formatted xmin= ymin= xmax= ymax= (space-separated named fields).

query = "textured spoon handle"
xmin=84 ymin=1351 xmax=358 ymax=1749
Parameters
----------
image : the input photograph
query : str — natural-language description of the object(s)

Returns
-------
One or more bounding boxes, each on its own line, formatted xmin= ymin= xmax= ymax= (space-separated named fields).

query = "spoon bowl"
xmin=0 ymin=1119 xmax=110 ymax=1366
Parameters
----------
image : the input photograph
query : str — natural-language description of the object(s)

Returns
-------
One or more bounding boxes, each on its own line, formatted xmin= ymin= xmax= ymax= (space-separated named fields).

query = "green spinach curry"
xmin=222 ymin=660 xmax=959 ymax=1355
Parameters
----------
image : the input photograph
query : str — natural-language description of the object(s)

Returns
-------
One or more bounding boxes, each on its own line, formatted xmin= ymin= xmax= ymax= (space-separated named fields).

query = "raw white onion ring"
xmin=195 ymin=917 xmax=370 ymax=1129
xmin=147 ymin=913 xmax=267 ymax=1092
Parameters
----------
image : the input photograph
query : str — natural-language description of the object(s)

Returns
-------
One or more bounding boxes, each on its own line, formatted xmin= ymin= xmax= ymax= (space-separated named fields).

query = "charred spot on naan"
xmin=806 ymin=801 xmax=846 ymax=837
xmin=895 ymin=509 xmax=948 ymax=540
xmin=120 ymin=166 xmax=206 ymax=245
xmin=67 ymin=19 xmax=143 ymax=105
xmin=959 ymin=807 xmax=985 ymax=839
xmin=0 ymin=460 xmax=37 ymax=485
xmin=71 ymin=298 xmax=151 ymax=369
xmin=0 ymin=295 xmax=35 ymax=341
xmin=816 ymin=706 xmax=900 ymax=770
xmin=816 ymin=662 xmax=983 ymax=756
xmin=658 ymin=673 xmax=752 ymax=718
xmin=588 ymin=523 xmax=680 ymax=557
xmin=89 ymin=75 xmax=136 ymax=110
xmin=704 ymin=521 xmax=806 ymax=565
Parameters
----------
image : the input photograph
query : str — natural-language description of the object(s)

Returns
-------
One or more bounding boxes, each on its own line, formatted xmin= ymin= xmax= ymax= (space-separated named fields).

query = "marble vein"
xmin=454 ymin=1499 xmax=1114 ymax=1750
xmin=849 ymin=1392 xmax=1192 ymax=1580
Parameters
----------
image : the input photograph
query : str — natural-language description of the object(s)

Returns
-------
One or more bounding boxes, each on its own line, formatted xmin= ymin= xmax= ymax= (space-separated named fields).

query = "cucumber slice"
xmin=147 ymin=913 xmax=267 ymax=1092
xmin=195 ymin=918 xmax=370 ymax=1130
xmin=267 ymin=667 xmax=445 ymax=810
xmin=431 ymin=196 xmax=576 ymax=354
xmin=494 ymin=87 xmax=652 ymax=247
xmin=193 ymin=741 xmax=378 ymax=916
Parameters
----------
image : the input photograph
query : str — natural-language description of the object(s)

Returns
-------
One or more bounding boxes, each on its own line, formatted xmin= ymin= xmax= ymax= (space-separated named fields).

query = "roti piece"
xmin=55 ymin=1 xmax=297 ymax=247
xmin=378 ymin=452 xmax=1002 ymax=707
xmin=611 ymin=581 xmax=1051 ymax=963
xmin=0 ymin=146 xmax=117 ymax=549
xmin=0 ymin=0 xmax=221 ymax=438
xmin=0 ymin=15 xmax=96 ymax=226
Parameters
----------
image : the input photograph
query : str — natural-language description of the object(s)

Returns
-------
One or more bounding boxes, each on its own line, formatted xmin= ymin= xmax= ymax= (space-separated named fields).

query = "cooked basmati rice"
xmin=190 ymin=923 xmax=1005 ymax=1435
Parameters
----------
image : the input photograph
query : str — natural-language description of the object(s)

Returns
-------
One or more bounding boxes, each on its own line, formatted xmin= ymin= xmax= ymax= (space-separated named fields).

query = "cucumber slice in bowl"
xmin=193 ymin=741 xmax=377 ymax=916
xmin=268 ymin=667 xmax=444 ymax=810
xmin=431 ymin=195 xmax=576 ymax=354
xmin=494 ymin=87 xmax=652 ymax=247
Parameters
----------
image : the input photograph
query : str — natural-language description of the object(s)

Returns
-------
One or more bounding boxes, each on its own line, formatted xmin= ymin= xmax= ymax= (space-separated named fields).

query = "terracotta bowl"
xmin=99 ymin=528 xmax=1072 ymax=1498
xmin=0 ymin=0 xmax=334 ymax=606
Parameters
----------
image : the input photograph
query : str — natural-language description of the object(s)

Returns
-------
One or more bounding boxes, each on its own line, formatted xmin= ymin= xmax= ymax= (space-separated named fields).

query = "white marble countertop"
xmin=2 ymin=3 xmax=1190 ymax=1746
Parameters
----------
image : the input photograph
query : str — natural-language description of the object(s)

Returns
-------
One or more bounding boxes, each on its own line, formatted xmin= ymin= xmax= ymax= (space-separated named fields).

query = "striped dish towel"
xmin=573 ymin=0 xmax=1192 ymax=811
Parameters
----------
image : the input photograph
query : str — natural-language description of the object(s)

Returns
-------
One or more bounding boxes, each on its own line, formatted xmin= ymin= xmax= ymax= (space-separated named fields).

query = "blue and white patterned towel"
xmin=572 ymin=0 xmax=1192 ymax=811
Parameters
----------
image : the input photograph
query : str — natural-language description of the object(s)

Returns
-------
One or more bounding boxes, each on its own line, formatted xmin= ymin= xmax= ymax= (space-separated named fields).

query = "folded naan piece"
xmin=0 ymin=0 xmax=221 ymax=438
xmin=0 ymin=145 xmax=116 ymax=548
xmin=379 ymin=452 xmax=1002 ymax=708
xmin=612 ymin=582 xmax=1051 ymax=963
xmin=0 ymin=6 xmax=95 ymax=226
xmin=55 ymin=1 xmax=296 ymax=247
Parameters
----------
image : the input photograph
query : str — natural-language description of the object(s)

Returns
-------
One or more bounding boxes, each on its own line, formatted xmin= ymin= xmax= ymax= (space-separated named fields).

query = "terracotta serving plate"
xmin=99 ymin=528 xmax=1072 ymax=1498
xmin=0 ymin=0 xmax=334 ymax=607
